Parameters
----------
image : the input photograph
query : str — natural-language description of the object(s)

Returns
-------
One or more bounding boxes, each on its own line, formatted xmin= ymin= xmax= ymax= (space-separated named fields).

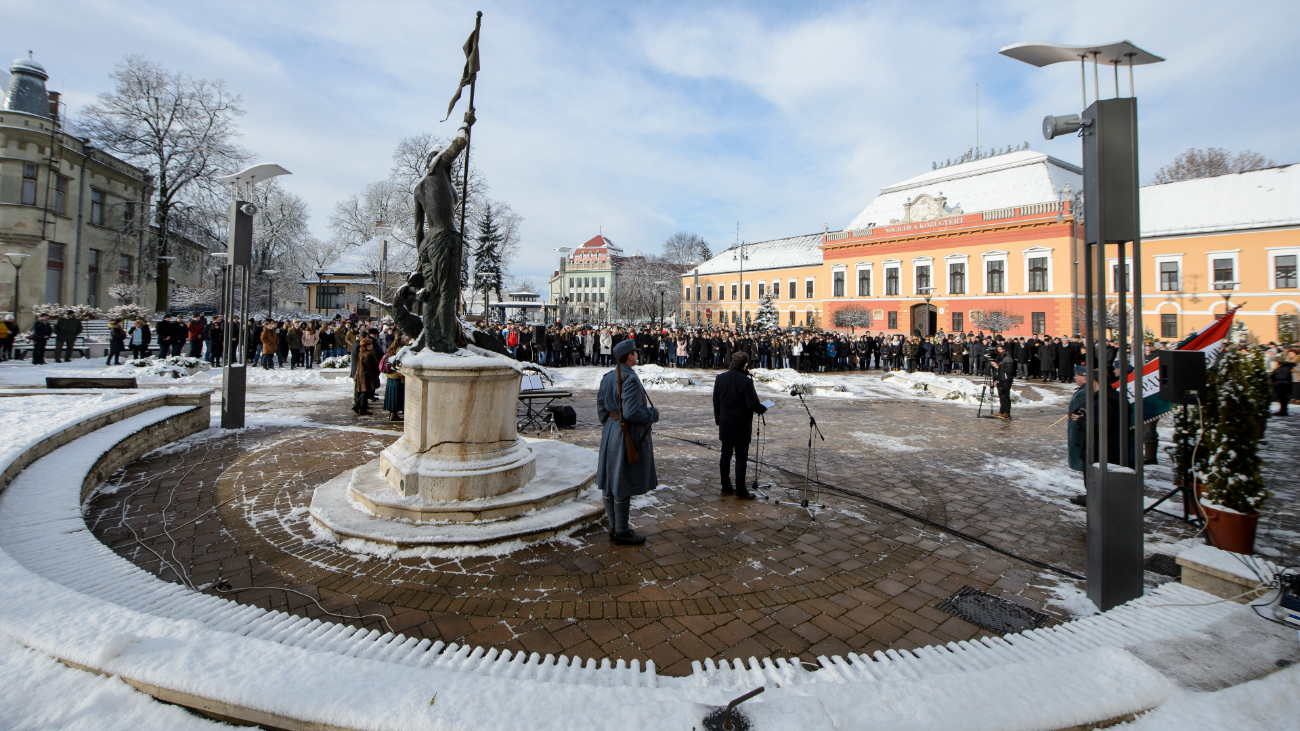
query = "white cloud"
xmin=4 ymin=0 xmax=1297 ymax=292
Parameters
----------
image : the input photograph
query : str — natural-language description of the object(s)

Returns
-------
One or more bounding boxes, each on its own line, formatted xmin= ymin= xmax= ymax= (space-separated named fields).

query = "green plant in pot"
xmin=1199 ymin=345 xmax=1272 ymax=554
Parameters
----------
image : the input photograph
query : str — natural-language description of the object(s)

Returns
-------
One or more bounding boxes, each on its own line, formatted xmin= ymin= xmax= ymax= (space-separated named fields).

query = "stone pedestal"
xmin=379 ymin=352 xmax=535 ymax=500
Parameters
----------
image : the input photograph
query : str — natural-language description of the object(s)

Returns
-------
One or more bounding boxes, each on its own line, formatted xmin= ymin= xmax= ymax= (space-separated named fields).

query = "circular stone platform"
xmin=309 ymin=437 xmax=602 ymax=548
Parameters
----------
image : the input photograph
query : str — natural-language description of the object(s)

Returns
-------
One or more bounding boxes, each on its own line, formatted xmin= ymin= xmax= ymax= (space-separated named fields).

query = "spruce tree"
xmin=472 ymin=202 xmax=505 ymax=314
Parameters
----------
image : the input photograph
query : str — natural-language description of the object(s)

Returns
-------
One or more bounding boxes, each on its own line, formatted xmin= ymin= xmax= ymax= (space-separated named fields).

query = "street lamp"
xmin=553 ymin=247 xmax=572 ymax=325
xmin=917 ymin=286 xmax=937 ymax=337
xmin=261 ymin=269 xmax=280 ymax=320
xmin=374 ymin=222 xmax=393 ymax=306
xmin=5 ymin=253 xmax=30 ymax=325
xmin=653 ymin=280 xmax=672 ymax=329
xmin=207 ymin=252 xmax=226 ymax=314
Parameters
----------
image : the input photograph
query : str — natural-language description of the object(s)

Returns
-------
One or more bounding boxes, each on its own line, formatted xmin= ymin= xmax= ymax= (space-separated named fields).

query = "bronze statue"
xmin=395 ymin=109 xmax=474 ymax=353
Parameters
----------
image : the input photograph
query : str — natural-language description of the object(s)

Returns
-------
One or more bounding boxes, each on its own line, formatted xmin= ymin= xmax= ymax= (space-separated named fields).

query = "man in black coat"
xmin=30 ymin=314 xmax=52 ymax=365
xmin=712 ymin=351 xmax=768 ymax=499
xmin=995 ymin=344 xmax=1016 ymax=419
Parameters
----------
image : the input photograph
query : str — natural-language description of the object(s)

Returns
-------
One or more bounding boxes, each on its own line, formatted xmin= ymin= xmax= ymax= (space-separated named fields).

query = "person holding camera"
xmin=713 ymin=351 xmax=769 ymax=500
xmin=994 ymin=344 xmax=1016 ymax=419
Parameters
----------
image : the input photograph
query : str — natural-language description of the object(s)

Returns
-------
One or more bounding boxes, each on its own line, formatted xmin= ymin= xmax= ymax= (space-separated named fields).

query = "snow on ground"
xmin=1112 ymin=662 xmax=1300 ymax=731
xmin=0 ymin=392 xmax=159 ymax=477
xmin=0 ymin=359 xmax=336 ymax=386
xmin=0 ymin=634 xmax=229 ymax=730
xmin=980 ymin=451 xmax=1085 ymax=508
xmin=852 ymin=430 xmax=928 ymax=452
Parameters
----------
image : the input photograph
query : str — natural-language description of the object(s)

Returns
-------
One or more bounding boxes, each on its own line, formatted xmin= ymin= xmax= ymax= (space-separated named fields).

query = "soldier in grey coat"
xmin=596 ymin=338 xmax=659 ymax=545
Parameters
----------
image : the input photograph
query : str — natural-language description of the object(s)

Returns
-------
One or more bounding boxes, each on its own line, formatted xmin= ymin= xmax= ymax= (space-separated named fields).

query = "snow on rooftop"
xmin=690 ymin=233 xmax=824 ymax=276
xmin=1141 ymin=164 xmax=1300 ymax=237
xmin=847 ymin=150 xmax=1082 ymax=231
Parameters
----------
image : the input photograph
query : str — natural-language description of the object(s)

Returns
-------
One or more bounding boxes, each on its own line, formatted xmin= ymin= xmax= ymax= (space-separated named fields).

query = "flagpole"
xmin=457 ymin=10 xmax=482 ymax=316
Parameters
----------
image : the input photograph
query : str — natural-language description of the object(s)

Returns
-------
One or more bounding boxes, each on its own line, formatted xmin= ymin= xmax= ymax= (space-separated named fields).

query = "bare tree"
xmin=971 ymin=309 xmax=1015 ymax=335
xmin=662 ymin=231 xmax=710 ymax=266
xmin=1151 ymin=147 xmax=1274 ymax=184
xmin=832 ymin=303 xmax=874 ymax=333
xmin=79 ymin=55 xmax=251 ymax=311
xmin=615 ymin=255 xmax=681 ymax=324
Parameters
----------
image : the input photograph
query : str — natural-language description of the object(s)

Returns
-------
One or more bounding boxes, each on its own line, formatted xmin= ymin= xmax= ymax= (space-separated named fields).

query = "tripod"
xmin=975 ymin=358 xmax=999 ymax=419
xmin=762 ymin=389 xmax=825 ymax=519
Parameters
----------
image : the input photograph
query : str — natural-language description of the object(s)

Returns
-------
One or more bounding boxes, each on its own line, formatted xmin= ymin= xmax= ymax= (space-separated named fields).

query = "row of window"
xmin=831 ymin=258 xmax=1050 ymax=298
xmin=1151 ymin=256 xmax=1297 ymax=291
xmin=40 ymin=243 xmax=133 ymax=306
xmin=20 ymin=163 xmax=133 ymax=228
xmin=686 ymin=279 xmax=817 ymax=302
xmin=568 ymin=276 xmax=606 ymax=289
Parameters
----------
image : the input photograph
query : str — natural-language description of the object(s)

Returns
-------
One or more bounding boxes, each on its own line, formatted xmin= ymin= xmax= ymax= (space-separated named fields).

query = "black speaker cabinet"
xmin=1158 ymin=350 xmax=1207 ymax=404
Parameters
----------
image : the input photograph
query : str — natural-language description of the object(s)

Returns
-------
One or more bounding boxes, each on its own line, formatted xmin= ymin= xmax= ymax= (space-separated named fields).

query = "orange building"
xmin=682 ymin=151 xmax=1300 ymax=343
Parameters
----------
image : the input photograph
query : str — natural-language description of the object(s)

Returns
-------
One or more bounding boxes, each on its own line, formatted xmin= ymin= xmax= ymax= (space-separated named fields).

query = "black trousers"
xmin=720 ymin=440 xmax=749 ymax=491
xmin=1276 ymin=384 xmax=1291 ymax=415
xmin=997 ymin=382 xmax=1012 ymax=416
xmin=31 ymin=337 xmax=47 ymax=364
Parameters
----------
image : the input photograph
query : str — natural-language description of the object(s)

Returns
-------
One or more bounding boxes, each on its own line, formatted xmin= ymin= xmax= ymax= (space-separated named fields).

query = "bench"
xmin=45 ymin=377 xmax=139 ymax=389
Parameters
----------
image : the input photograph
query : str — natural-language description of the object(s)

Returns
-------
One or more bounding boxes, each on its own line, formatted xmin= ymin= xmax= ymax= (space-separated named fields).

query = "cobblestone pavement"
xmin=84 ymin=375 xmax=1298 ymax=677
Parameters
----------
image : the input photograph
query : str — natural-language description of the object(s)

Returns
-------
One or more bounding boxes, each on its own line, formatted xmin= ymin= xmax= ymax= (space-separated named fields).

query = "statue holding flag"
xmin=391 ymin=12 xmax=483 ymax=353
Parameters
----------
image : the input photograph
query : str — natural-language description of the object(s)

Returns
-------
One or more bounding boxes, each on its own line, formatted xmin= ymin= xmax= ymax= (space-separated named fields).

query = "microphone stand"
xmin=787 ymin=388 xmax=826 ymax=518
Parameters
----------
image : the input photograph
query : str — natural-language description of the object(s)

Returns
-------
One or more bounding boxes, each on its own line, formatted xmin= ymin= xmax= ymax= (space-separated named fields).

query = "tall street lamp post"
xmin=262 ymin=269 xmax=280 ymax=320
xmin=653 ymin=280 xmax=670 ymax=328
xmin=553 ymin=247 xmax=571 ymax=325
xmin=5 ymin=253 xmax=30 ymax=325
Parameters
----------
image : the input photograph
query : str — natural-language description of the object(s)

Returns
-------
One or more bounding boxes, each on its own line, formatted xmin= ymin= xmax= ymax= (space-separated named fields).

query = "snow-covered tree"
xmin=108 ymin=282 xmax=141 ymax=303
xmin=971 ymin=309 xmax=1015 ymax=335
xmin=79 ymin=55 xmax=250 ymax=312
xmin=170 ymin=284 xmax=221 ymax=311
xmin=1200 ymin=344 xmax=1271 ymax=514
xmin=754 ymin=294 xmax=780 ymax=332
xmin=31 ymin=303 xmax=104 ymax=320
xmin=832 ymin=303 xmax=873 ymax=333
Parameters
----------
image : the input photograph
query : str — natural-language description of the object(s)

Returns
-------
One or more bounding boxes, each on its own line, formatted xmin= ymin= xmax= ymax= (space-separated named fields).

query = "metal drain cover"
xmin=1144 ymin=553 xmax=1181 ymax=578
xmin=936 ymin=586 xmax=1048 ymax=634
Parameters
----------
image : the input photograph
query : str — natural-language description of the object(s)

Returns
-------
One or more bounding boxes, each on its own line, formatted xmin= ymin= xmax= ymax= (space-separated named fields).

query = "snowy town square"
xmin=2 ymin=3 xmax=1299 ymax=731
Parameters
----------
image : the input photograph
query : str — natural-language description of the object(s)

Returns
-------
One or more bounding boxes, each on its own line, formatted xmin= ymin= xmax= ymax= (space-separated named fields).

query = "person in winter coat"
xmin=352 ymin=338 xmax=380 ymax=415
xmin=53 ymin=311 xmax=82 ymax=363
xmin=208 ymin=317 xmax=225 ymax=366
xmin=1272 ymin=354 xmax=1296 ymax=416
xmin=0 ymin=317 xmax=12 ymax=361
xmin=382 ymin=338 xmax=405 ymax=420
xmin=187 ymin=315 xmax=204 ymax=357
xmin=995 ymin=345 xmax=1016 ymax=419
xmin=287 ymin=323 xmax=304 ymax=369
xmin=712 ymin=351 xmax=768 ymax=500
xmin=596 ymin=339 xmax=658 ymax=546
xmin=301 ymin=326 xmax=318 ymax=368
xmin=1067 ymin=367 xmax=1124 ymax=506
xmin=127 ymin=319 xmax=151 ymax=360
xmin=30 ymin=314 xmax=53 ymax=365
xmin=260 ymin=321 xmax=279 ymax=369
xmin=107 ymin=319 xmax=126 ymax=365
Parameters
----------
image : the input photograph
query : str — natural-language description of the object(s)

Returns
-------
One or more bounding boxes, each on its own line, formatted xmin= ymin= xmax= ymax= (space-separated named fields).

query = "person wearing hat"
xmin=596 ymin=338 xmax=659 ymax=545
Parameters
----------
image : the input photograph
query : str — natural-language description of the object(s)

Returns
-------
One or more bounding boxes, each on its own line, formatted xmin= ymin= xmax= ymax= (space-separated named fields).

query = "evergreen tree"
xmin=754 ymin=294 xmax=779 ymax=332
xmin=697 ymin=240 xmax=713 ymax=261
xmin=472 ymin=202 xmax=505 ymax=312
xmin=1201 ymin=345 xmax=1271 ymax=514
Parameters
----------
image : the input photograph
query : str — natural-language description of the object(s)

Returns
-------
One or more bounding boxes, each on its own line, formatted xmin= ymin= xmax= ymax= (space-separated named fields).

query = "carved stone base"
xmin=308 ymin=440 xmax=602 ymax=549
xmin=378 ymin=352 xmax=534 ymax=500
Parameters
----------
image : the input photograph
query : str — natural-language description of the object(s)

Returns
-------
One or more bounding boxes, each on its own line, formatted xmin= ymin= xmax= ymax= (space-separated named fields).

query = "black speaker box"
xmin=546 ymin=405 xmax=577 ymax=428
xmin=533 ymin=325 xmax=547 ymax=341
xmin=1158 ymin=350 xmax=1207 ymax=404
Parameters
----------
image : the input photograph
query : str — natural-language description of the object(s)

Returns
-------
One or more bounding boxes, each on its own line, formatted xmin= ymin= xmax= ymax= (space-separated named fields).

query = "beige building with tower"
xmin=0 ymin=54 xmax=207 ymax=328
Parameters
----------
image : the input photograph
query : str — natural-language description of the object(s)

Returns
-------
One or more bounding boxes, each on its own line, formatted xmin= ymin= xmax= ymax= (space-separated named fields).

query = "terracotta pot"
xmin=1201 ymin=504 xmax=1260 ymax=554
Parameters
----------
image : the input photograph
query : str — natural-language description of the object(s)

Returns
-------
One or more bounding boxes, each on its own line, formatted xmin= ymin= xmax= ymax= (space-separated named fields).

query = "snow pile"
xmin=320 ymin=354 xmax=350 ymax=369
xmin=880 ymin=371 xmax=1017 ymax=405
xmin=111 ymin=355 xmax=206 ymax=379
xmin=852 ymin=431 xmax=927 ymax=452
xmin=632 ymin=364 xmax=696 ymax=388
xmin=749 ymin=368 xmax=847 ymax=394
xmin=981 ymin=453 xmax=1085 ymax=507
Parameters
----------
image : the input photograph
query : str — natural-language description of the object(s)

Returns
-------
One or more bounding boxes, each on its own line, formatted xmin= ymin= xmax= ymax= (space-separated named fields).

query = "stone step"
xmin=353 ymin=439 xmax=596 ymax=523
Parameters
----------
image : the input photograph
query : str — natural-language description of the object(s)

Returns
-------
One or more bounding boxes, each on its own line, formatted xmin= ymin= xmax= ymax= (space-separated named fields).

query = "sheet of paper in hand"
xmin=760 ymin=399 xmax=776 ymax=410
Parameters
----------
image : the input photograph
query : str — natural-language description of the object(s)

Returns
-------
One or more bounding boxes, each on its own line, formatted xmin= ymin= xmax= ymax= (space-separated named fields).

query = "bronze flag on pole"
xmin=442 ymin=25 xmax=481 ymax=121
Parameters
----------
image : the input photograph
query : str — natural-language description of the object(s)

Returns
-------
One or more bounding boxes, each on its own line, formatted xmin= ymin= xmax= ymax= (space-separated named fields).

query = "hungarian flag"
xmin=1120 ymin=306 xmax=1239 ymax=422
xmin=442 ymin=23 xmax=481 ymax=122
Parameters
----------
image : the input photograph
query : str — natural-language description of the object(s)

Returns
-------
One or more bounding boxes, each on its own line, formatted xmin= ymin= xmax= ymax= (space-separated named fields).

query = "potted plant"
xmin=1199 ymin=345 xmax=1272 ymax=553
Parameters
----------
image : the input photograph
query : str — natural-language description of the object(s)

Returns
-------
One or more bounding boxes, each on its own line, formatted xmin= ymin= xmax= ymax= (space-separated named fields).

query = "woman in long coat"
xmin=596 ymin=339 xmax=658 ymax=545
xmin=353 ymin=339 xmax=380 ymax=415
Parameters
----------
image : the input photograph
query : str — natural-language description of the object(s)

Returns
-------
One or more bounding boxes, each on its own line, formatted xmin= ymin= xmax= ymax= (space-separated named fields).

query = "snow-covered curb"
xmin=0 ymin=395 xmax=1265 ymax=730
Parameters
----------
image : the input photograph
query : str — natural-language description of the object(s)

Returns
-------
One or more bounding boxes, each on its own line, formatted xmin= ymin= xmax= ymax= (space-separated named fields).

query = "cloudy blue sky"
xmin=4 ymin=0 xmax=1297 ymax=289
